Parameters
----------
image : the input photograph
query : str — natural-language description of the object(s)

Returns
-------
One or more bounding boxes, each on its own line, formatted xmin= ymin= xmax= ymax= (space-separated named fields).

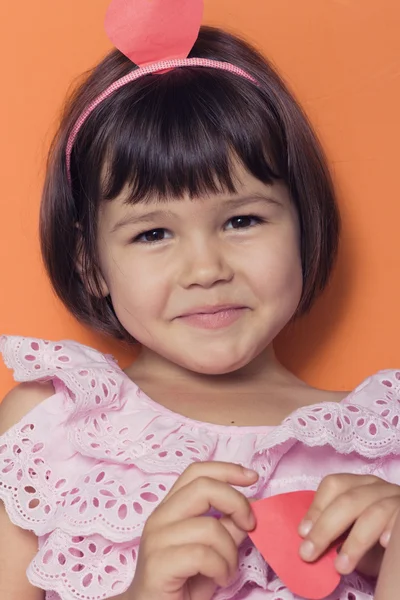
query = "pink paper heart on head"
xmin=105 ymin=0 xmax=204 ymax=67
xmin=249 ymin=491 xmax=342 ymax=600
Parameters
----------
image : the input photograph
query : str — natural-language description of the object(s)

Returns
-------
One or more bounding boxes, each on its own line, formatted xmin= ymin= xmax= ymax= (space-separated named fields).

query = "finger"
xmin=144 ymin=517 xmax=239 ymax=579
xmin=355 ymin=543 xmax=385 ymax=579
xmin=380 ymin=507 xmax=400 ymax=548
xmin=220 ymin=515 xmax=251 ymax=547
xmin=163 ymin=461 xmax=258 ymax=501
xmin=149 ymin=544 xmax=232 ymax=590
xmin=299 ymin=474 xmax=379 ymax=537
xmin=375 ymin=510 xmax=400 ymax=600
xmin=148 ymin=476 xmax=255 ymax=532
xmin=300 ymin=482 xmax=400 ymax=562
xmin=335 ymin=498 xmax=400 ymax=575
xmin=186 ymin=573 xmax=218 ymax=600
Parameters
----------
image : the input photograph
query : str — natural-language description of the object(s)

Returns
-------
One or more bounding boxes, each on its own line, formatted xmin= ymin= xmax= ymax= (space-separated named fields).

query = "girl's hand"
xmin=375 ymin=509 xmax=400 ymax=600
xmin=298 ymin=474 xmax=400 ymax=578
xmin=129 ymin=461 xmax=258 ymax=600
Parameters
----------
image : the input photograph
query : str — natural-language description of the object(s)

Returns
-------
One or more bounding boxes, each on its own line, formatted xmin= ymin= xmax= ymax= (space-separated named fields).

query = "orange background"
xmin=1 ymin=0 xmax=400 ymax=399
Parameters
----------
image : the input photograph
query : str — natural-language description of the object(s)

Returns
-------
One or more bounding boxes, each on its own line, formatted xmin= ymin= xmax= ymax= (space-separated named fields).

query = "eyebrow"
xmin=110 ymin=194 xmax=281 ymax=234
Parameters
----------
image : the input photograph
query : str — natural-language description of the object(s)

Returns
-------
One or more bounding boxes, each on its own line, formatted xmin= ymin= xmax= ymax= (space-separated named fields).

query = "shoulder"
xmin=0 ymin=335 xmax=126 ymax=415
xmin=0 ymin=382 xmax=55 ymax=436
xmin=308 ymin=369 xmax=400 ymax=406
xmin=320 ymin=389 xmax=350 ymax=403
xmin=292 ymin=385 xmax=349 ymax=409
xmin=346 ymin=369 xmax=400 ymax=402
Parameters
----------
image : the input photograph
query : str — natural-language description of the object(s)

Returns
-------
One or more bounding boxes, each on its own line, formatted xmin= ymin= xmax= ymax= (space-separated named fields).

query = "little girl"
xmin=1 ymin=1 xmax=400 ymax=599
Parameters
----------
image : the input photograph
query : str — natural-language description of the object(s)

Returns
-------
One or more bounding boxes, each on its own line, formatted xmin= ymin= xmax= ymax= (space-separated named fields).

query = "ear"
xmin=75 ymin=224 xmax=110 ymax=298
xmin=95 ymin=273 xmax=110 ymax=298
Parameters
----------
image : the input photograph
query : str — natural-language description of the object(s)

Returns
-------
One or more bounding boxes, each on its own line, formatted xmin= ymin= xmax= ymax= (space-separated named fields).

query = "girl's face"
xmin=96 ymin=164 xmax=303 ymax=374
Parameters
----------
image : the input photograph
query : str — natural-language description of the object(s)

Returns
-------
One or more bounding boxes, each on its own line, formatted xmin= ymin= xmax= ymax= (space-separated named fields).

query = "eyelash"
xmin=132 ymin=215 xmax=266 ymax=245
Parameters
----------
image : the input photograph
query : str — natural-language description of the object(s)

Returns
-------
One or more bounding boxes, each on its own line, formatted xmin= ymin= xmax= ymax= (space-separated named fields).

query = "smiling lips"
xmin=177 ymin=305 xmax=248 ymax=330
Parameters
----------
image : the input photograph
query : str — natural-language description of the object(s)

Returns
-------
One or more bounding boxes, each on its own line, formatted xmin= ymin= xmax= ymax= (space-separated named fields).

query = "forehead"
xmin=99 ymin=163 xmax=292 ymax=225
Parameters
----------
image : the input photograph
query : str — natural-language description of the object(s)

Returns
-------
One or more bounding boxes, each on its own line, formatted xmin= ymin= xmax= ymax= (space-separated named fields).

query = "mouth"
xmin=176 ymin=305 xmax=249 ymax=330
xmin=178 ymin=304 xmax=246 ymax=317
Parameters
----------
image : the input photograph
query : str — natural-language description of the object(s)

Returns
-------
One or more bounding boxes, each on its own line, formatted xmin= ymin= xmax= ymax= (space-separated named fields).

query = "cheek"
xmin=103 ymin=253 xmax=168 ymax=316
xmin=248 ymin=229 xmax=303 ymax=298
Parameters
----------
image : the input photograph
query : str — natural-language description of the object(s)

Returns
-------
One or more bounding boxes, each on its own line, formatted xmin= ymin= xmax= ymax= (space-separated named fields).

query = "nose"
xmin=178 ymin=238 xmax=234 ymax=289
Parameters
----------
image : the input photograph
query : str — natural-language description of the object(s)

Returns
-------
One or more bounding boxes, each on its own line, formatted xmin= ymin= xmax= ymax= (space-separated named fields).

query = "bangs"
xmin=74 ymin=68 xmax=286 ymax=204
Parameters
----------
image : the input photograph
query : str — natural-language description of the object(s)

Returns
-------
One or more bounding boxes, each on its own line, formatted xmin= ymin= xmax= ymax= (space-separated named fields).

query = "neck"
xmin=126 ymin=343 xmax=300 ymax=393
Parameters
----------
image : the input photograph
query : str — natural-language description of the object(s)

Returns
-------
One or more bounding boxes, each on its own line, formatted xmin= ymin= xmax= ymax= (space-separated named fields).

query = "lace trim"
xmin=0 ymin=336 xmax=124 ymax=414
xmin=0 ymin=406 xmax=76 ymax=535
xmin=27 ymin=530 xmax=374 ymax=600
xmin=70 ymin=409 xmax=218 ymax=472
xmin=256 ymin=400 xmax=400 ymax=459
xmin=28 ymin=530 xmax=138 ymax=600
xmin=215 ymin=541 xmax=374 ymax=600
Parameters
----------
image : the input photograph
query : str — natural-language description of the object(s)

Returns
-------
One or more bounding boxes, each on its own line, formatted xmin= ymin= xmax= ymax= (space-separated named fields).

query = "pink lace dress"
xmin=1 ymin=336 xmax=400 ymax=600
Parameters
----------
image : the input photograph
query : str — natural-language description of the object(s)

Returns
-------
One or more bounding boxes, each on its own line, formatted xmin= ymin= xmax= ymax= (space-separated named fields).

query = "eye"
xmin=134 ymin=228 xmax=172 ymax=244
xmin=225 ymin=215 xmax=264 ymax=230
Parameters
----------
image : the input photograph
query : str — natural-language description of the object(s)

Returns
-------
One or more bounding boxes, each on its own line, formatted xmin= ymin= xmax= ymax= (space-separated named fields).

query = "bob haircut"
xmin=40 ymin=26 xmax=340 ymax=342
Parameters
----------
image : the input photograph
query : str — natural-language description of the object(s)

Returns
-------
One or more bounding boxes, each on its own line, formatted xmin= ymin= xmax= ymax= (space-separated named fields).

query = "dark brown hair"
xmin=40 ymin=26 xmax=340 ymax=342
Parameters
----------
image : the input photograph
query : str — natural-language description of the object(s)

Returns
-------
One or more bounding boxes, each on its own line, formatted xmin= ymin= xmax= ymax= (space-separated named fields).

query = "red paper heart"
xmin=249 ymin=491 xmax=341 ymax=599
xmin=105 ymin=0 xmax=204 ymax=66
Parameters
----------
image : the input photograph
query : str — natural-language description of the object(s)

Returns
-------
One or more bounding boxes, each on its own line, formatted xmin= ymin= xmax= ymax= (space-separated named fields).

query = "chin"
xmin=177 ymin=350 xmax=254 ymax=376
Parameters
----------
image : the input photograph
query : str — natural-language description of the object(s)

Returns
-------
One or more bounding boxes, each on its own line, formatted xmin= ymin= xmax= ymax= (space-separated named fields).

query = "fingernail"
xmin=298 ymin=520 xmax=313 ymax=537
xmin=300 ymin=540 xmax=315 ymax=560
xmin=243 ymin=468 xmax=258 ymax=479
xmin=335 ymin=552 xmax=350 ymax=573
xmin=381 ymin=530 xmax=392 ymax=547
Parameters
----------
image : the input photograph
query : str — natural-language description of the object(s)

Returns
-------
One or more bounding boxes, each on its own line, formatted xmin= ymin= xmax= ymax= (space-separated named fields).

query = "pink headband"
xmin=66 ymin=0 xmax=257 ymax=183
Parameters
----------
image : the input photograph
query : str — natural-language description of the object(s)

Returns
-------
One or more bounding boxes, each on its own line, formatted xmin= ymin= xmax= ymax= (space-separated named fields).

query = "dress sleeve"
xmin=0 ymin=335 xmax=139 ymax=600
